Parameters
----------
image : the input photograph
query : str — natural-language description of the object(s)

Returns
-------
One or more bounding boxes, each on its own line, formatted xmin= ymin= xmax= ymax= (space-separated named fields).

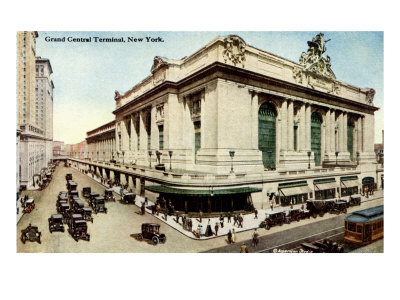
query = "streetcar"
xmin=344 ymin=205 xmax=383 ymax=244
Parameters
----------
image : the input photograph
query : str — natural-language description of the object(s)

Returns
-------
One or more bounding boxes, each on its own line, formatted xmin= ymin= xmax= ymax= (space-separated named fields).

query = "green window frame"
xmin=159 ymin=125 xmax=164 ymax=150
xmin=194 ymin=121 xmax=201 ymax=163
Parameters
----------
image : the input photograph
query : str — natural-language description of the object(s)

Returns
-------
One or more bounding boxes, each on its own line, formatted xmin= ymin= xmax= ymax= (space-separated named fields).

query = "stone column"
xmin=305 ymin=104 xmax=311 ymax=151
xmin=251 ymin=92 xmax=260 ymax=149
xmin=287 ymin=100 xmax=294 ymax=151
xmin=299 ymin=103 xmax=306 ymax=151
xmin=139 ymin=111 xmax=147 ymax=151
xmin=280 ymin=99 xmax=288 ymax=152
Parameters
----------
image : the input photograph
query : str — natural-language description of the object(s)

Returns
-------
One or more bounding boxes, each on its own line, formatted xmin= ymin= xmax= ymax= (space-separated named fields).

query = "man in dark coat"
xmin=219 ymin=215 xmax=224 ymax=228
xmin=214 ymin=222 xmax=219 ymax=236
xmin=227 ymin=230 xmax=232 ymax=244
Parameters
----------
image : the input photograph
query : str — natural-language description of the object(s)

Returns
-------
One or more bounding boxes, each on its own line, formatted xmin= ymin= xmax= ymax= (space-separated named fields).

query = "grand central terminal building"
xmin=70 ymin=33 xmax=383 ymax=215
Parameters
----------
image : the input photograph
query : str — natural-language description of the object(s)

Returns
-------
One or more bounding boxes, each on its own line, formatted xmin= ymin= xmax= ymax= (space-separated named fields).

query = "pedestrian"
xmin=254 ymin=209 xmax=258 ymax=219
xmin=141 ymin=202 xmax=145 ymax=215
xmin=176 ymin=213 xmax=180 ymax=224
xmin=227 ymin=212 xmax=231 ymax=223
xmin=199 ymin=224 xmax=204 ymax=236
xmin=220 ymin=214 xmax=224 ymax=228
xmin=120 ymin=187 xmax=123 ymax=196
xmin=188 ymin=218 xmax=193 ymax=232
xmin=232 ymin=229 xmax=236 ymax=243
xmin=156 ymin=203 xmax=161 ymax=216
xmin=240 ymin=243 xmax=249 ymax=253
xmin=233 ymin=214 xmax=238 ymax=226
xmin=239 ymin=215 xmax=244 ymax=228
xmin=145 ymin=197 xmax=148 ymax=206
xmin=252 ymin=229 xmax=259 ymax=247
xmin=270 ymin=201 xmax=274 ymax=211
xmin=196 ymin=225 xmax=201 ymax=238
xmin=151 ymin=204 xmax=156 ymax=215
xmin=290 ymin=198 xmax=293 ymax=209
xmin=301 ymin=204 xmax=304 ymax=211
xmin=164 ymin=210 xmax=168 ymax=221
xmin=214 ymin=222 xmax=219 ymax=236
xmin=199 ymin=210 xmax=203 ymax=223
xmin=227 ymin=230 xmax=232 ymax=244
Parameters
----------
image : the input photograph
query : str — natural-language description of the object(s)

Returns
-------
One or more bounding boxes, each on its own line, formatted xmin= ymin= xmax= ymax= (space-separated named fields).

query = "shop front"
xmin=145 ymin=185 xmax=261 ymax=216
xmin=340 ymin=176 xmax=360 ymax=198
xmin=362 ymin=177 xmax=376 ymax=196
xmin=314 ymin=178 xmax=337 ymax=200
xmin=277 ymin=181 xmax=312 ymax=206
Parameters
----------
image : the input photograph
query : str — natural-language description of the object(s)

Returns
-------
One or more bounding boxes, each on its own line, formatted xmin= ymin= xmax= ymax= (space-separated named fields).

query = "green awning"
xmin=145 ymin=185 xmax=262 ymax=196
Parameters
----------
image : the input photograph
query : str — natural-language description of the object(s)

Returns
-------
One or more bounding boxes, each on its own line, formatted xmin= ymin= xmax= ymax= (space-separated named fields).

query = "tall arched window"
xmin=258 ymin=102 xmax=277 ymax=169
xmin=348 ymin=119 xmax=355 ymax=161
xmin=311 ymin=112 xmax=322 ymax=165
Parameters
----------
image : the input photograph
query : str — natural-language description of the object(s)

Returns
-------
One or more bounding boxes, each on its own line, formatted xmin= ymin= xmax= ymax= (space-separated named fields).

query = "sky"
xmin=36 ymin=31 xmax=384 ymax=144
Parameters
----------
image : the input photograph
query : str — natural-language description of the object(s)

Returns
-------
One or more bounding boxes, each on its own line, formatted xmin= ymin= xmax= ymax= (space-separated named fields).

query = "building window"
xmin=294 ymin=125 xmax=298 ymax=151
xmin=194 ymin=121 xmax=201 ymax=163
xmin=119 ymin=133 xmax=121 ymax=150
xmin=158 ymin=125 xmax=164 ymax=150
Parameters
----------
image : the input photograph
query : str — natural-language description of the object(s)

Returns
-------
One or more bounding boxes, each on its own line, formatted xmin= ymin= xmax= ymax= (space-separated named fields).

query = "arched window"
xmin=311 ymin=112 xmax=322 ymax=165
xmin=258 ymin=102 xmax=277 ymax=169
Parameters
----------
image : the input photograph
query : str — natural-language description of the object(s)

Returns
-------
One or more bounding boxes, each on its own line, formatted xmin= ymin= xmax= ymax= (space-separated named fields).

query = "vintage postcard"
xmin=16 ymin=31 xmax=383 ymax=253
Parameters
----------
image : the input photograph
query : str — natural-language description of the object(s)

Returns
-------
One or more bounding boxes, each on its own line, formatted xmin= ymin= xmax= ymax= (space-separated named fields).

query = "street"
xmin=17 ymin=164 xmax=384 ymax=253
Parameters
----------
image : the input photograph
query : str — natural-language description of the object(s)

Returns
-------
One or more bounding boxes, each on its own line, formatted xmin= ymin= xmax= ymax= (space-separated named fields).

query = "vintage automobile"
xmin=104 ymin=189 xmax=115 ymax=202
xmin=23 ymin=198 xmax=35 ymax=213
xmin=82 ymin=207 xmax=94 ymax=223
xmin=90 ymin=196 xmax=107 ymax=214
xmin=58 ymin=191 xmax=68 ymax=202
xmin=330 ymin=200 xmax=348 ymax=215
xmin=259 ymin=211 xmax=286 ymax=230
xmin=349 ymin=196 xmax=362 ymax=207
xmin=20 ymin=224 xmax=41 ymax=244
xmin=68 ymin=190 xmax=79 ymax=200
xmin=122 ymin=193 xmax=136 ymax=204
xmin=82 ymin=187 xmax=91 ymax=198
xmin=301 ymin=239 xmax=344 ymax=253
xmin=48 ymin=214 xmax=65 ymax=233
xmin=285 ymin=209 xmax=305 ymax=223
xmin=67 ymin=181 xmax=77 ymax=192
xmin=137 ymin=223 xmax=167 ymax=245
xmin=57 ymin=203 xmax=71 ymax=220
xmin=306 ymin=199 xmax=335 ymax=218
xmin=65 ymin=173 xmax=72 ymax=180
xmin=89 ymin=192 xmax=100 ymax=202
xmin=72 ymin=198 xmax=85 ymax=214
xmin=68 ymin=217 xmax=90 ymax=242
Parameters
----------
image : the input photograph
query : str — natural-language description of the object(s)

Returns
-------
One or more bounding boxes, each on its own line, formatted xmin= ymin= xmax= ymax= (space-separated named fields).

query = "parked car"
xmin=259 ymin=211 xmax=286 ymax=230
xmin=67 ymin=181 xmax=77 ymax=192
xmin=137 ymin=223 xmax=166 ymax=245
xmin=90 ymin=196 xmax=107 ymax=214
xmin=329 ymin=200 xmax=348 ymax=215
xmin=58 ymin=191 xmax=68 ymax=200
xmin=122 ymin=193 xmax=136 ymax=204
xmin=68 ymin=217 xmax=90 ymax=242
xmin=349 ymin=196 xmax=362 ymax=207
xmin=285 ymin=209 xmax=305 ymax=223
xmin=69 ymin=190 xmax=79 ymax=201
xmin=65 ymin=173 xmax=72 ymax=180
xmin=89 ymin=193 xmax=100 ymax=202
xmin=72 ymin=198 xmax=85 ymax=214
xmin=48 ymin=214 xmax=65 ymax=233
xmin=20 ymin=224 xmax=41 ymax=244
xmin=23 ymin=198 xmax=35 ymax=213
xmin=82 ymin=187 xmax=91 ymax=198
xmin=57 ymin=203 xmax=71 ymax=221
xmin=82 ymin=207 xmax=94 ymax=223
xmin=306 ymin=199 xmax=335 ymax=218
xmin=104 ymin=189 xmax=115 ymax=202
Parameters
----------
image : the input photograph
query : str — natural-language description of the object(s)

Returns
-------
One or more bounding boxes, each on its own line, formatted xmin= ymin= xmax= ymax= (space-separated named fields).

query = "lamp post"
xmin=148 ymin=151 xmax=152 ymax=168
xmin=168 ymin=150 xmax=173 ymax=171
xmin=229 ymin=151 xmax=235 ymax=174
xmin=307 ymin=151 xmax=311 ymax=169
xmin=356 ymin=151 xmax=360 ymax=166
xmin=335 ymin=151 xmax=339 ymax=167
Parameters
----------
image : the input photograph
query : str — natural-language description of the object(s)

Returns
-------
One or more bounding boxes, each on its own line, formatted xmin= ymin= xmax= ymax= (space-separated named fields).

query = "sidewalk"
xmin=75 ymin=165 xmax=384 ymax=240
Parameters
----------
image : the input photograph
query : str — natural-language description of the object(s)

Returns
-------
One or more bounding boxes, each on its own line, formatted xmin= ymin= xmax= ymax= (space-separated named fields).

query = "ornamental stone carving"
xmin=299 ymin=33 xmax=336 ymax=79
xmin=222 ymin=35 xmax=246 ymax=67
xmin=151 ymin=56 xmax=168 ymax=74
xmin=365 ymin=88 xmax=376 ymax=104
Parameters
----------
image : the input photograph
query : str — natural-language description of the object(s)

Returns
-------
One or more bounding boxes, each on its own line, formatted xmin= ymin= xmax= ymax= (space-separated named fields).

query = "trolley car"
xmin=344 ymin=205 xmax=383 ymax=244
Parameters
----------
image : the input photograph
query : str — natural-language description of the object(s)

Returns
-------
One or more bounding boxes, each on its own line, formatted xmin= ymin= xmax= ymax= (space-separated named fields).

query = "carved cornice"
xmin=222 ymin=35 xmax=246 ymax=68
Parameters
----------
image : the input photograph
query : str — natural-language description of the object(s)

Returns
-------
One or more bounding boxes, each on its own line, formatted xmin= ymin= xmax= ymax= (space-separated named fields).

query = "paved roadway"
xmin=17 ymin=164 xmax=384 ymax=253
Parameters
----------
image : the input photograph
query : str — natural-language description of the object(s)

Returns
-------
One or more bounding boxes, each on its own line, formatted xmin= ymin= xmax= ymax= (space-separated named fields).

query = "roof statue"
xmin=299 ymin=33 xmax=336 ymax=79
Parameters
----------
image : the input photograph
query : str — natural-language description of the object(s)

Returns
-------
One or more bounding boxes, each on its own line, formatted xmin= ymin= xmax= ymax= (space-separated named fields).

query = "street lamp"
xmin=356 ymin=151 xmax=360 ymax=166
xmin=335 ymin=151 xmax=339 ymax=166
xmin=168 ymin=150 xmax=173 ymax=171
xmin=229 ymin=151 xmax=235 ymax=174
xmin=148 ymin=151 xmax=153 ymax=168
xmin=307 ymin=151 xmax=312 ymax=169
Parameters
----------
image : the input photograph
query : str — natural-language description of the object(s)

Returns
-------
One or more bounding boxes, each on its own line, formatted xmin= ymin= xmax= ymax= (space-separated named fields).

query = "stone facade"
xmin=73 ymin=34 xmax=381 ymax=212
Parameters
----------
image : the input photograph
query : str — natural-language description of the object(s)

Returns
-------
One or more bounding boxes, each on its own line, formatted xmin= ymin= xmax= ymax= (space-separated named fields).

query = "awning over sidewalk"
xmin=315 ymin=182 xmax=337 ymax=190
xmin=279 ymin=185 xmax=312 ymax=196
xmin=341 ymin=180 xmax=360 ymax=188
xmin=145 ymin=185 xmax=261 ymax=196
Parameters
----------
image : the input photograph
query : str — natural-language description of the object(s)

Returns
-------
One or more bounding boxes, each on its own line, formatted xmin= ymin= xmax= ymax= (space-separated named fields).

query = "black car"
xmin=48 ymin=214 xmax=65 ymax=233
xmin=58 ymin=191 xmax=68 ymax=201
xmin=90 ymin=196 xmax=107 ymax=214
xmin=82 ymin=187 xmax=91 ymax=198
xmin=330 ymin=200 xmax=348 ymax=215
xmin=66 ymin=173 xmax=72 ymax=180
xmin=104 ymin=189 xmax=115 ymax=202
xmin=122 ymin=193 xmax=136 ymax=204
xmin=89 ymin=192 xmax=100 ymax=202
xmin=68 ymin=217 xmax=90 ymax=242
xmin=137 ymin=223 xmax=166 ymax=245
xmin=72 ymin=198 xmax=85 ymax=214
xmin=69 ymin=190 xmax=79 ymax=201
xmin=57 ymin=203 xmax=70 ymax=220
xmin=82 ymin=207 xmax=94 ymax=223
xmin=67 ymin=181 xmax=77 ymax=192
xmin=260 ymin=211 xmax=286 ymax=230
xmin=21 ymin=224 xmax=41 ymax=244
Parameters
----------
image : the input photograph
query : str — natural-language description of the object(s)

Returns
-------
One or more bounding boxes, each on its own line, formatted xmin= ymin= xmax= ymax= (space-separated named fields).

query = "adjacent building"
xmin=17 ymin=31 xmax=54 ymax=190
xmin=70 ymin=34 xmax=382 ymax=215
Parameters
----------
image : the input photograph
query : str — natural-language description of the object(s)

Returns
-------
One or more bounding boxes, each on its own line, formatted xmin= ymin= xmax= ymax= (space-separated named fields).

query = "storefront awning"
xmin=315 ymin=182 xmax=337 ymax=190
xmin=145 ymin=185 xmax=261 ymax=196
xmin=341 ymin=180 xmax=360 ymax=188
xmin=280 ymin=185 xmax=312 ymax=196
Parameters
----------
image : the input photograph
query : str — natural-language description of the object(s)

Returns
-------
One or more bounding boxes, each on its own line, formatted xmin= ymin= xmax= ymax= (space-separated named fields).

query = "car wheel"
xmin=162 ymin=236 xmax=167 ymax=244
xmin=319 ymin=212 xmax=325 ymax=217
xmin=137 ymin=234 xmax=143 ymax=241
xmin=152 ymin=236 xmax=159 ymax=245
xmin=21 ymin=235 xmax=26 ymax=244
xmin=312 ymin=212 xmax=317 ymax=219
xmin=344 ymin=208 xmax=347 ymax=213
xmin=266 ymin=225 xmax=270 ymax=230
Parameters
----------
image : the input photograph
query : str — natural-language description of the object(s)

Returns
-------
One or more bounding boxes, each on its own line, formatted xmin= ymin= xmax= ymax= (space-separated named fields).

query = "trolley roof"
xmin=345 ymin=205 xmax=383 ymax=223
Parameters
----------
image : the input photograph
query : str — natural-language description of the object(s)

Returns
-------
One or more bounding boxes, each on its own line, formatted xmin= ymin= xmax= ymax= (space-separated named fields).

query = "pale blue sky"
xmin=36 ymin=31 xmax=383 ymax=144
